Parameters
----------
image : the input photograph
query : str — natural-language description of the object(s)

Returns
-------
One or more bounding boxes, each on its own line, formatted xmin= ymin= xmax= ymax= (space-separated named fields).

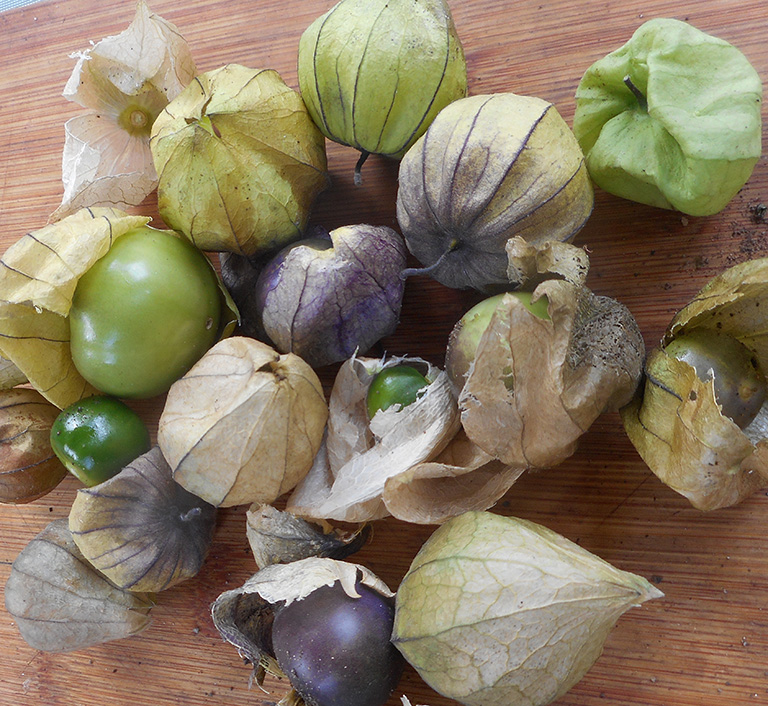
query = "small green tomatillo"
xmin=366 ymin=366 xmax=430 ymax=419
xmin=50 ymin=395 xmax=151 ymax=486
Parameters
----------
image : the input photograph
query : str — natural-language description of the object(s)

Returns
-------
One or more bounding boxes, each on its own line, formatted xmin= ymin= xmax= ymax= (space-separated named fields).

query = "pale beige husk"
xmin=158 ymin=337 xmax=328 ymax=508
xmin=4 ymin=519 xmax=152 ymax=653
xmin=622 ymin=257 xmax=768 ymax=510
xmin=458 ymin=279 xmax=645 ymax=469
xmin=393 ymin=511 xmax=662 ymax=706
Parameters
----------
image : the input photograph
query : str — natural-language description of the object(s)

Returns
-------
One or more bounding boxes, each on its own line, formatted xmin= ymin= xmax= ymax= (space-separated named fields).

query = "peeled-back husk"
xmin=622 ymin=257 xmax=768 ymax=510
xmin=158 ymin=337 xmax=328 ymax=508
xmin=392 ymin=511 xmax=663 ymax=706
xmin=396 ymin=93 xmax=593 ymax=291
xmin=458 ymin=280 xmax=644 ymax=469
xmin=4 ymin=519 xmax=152 ymax=652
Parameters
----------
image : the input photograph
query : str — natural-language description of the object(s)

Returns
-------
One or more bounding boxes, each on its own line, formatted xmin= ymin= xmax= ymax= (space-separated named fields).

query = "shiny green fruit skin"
xmin=70 ymin=226 xmax=222 ymax=399
xmin=664 ymin=329 xmax=766 ymax=429
xmin=50 ymin=395 xmax=151 ymax=486
xmin=367 ymin=366 xmax=430 ymax=419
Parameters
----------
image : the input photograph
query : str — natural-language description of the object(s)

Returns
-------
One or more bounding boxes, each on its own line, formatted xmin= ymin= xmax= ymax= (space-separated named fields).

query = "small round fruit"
xmin=664 ymin=329 xmax=766 ymax=428
xmin=271 ymin=581 xmax=404 ymax=706
xmin=69 ymin=226 xmax=222 ymax=399
xmin=50 ymin=395 xmax=151 ymax=486
xmin=366 ymin=365 xmax=430 ymax=419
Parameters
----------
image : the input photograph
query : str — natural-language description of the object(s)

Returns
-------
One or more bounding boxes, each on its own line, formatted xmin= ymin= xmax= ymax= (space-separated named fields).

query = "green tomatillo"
xmin=366 ymin=365 xmax=430 ymax=419
xmin=50 ymin=395 xmax=151 ymax=487
xmin=573 ymin=18 xmax=762 ymax=216
xmin=69 ymin=225 xmax=224 ymax=399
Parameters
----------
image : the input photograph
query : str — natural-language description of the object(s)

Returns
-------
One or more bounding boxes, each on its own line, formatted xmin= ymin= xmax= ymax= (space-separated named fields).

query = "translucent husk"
xmin=0 ymin=208 xmax=238 ymax=409
xmin=0 ymin=388 xmax=67 ymax=504
xmin=54 ymin=0 xmax=196 ymax=219
xmin=150 ymin=64 xmax=329 ymax=256
xmin=396 ymin=93 xmax=593 ymax=291
xmin=211 ymin=557 xmax=393 ymax=687
xmin=158 ymin=337 xmax=328 ymax=508
xmin=392 ymin=511 xmax=663 ymax=706
xmin=622 ymin=257 xmax=768 ymax=510
xmin=456 ymin=278 xmax=644 ymax=469
xmin=69 ymin=447 xmax=217 ymax=592
xmin=4 ymin=519 xmax=153 ymax=653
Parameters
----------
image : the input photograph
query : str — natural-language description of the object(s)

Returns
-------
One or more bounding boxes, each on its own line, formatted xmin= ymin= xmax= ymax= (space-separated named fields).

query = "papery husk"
xmin=0 ymin=208 xmax=149 ymax=408
xmin=4 ymin=519 xmax=152 ymax=653
xmin=150 ymin=64 xmax=328 ymax=256
xmin=158 ymin=337 xmax=328 ymax=508
xmin=392 ymin=511 xmax=662 ymax=706
xmin=622 ymin=258 xmax=768 ymax=510
xmin=69 ymin=447 xmax=217 ymax=592
xmin=54 ymin=0 xmax=196 ymax=219
xmin=211 ymin=557 xmax=392 ymax=681
xmin=0 ymin=388 xmax=67 ymax=504
xmin=396 ymin=93 xmax=593 ymax=292
xmin=506 ymin=236 xmax=590 ymax=289
xmin=0 ymin=356 xmax=26 ymax=389
xmin=460 ymin=280 xmax=644 ymax=468
xmin=286 ymin=355 xmax=462 ymax=523
xmin=246 ymin=504 xmax=371 ymax=568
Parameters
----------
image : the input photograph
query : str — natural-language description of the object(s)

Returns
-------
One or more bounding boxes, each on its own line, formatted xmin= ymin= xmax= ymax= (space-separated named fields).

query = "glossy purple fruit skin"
xmin=272 ymin=581 xmax=405 ymax=706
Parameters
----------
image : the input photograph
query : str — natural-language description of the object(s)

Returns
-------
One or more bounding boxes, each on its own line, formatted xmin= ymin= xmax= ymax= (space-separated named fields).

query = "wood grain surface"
xmin=1 ymin=1 xmax=767 ymax=705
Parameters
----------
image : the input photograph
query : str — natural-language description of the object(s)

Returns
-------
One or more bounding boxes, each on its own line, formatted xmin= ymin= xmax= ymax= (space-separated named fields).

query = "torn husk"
xmin=211 ymin=557 xmax=392 ymax=683
xmin=622 ymin=257 xmax=768 ymax=510
xmin=286 ymin=355 xmax=462 ymax=522
xmin=246 ymin=504 xmax=371 ymax=568
xmin=506 ymin=235 xmax=590 ymax=289
xmin=457 ymin=277 xmax=644 ymax=469
xmin=4 ymin=519 xmax=152 ymax=652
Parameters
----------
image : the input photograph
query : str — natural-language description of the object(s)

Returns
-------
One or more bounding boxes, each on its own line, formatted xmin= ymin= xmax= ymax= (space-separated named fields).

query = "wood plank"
xmin=0 ymin=0 xmax=767 ymax=705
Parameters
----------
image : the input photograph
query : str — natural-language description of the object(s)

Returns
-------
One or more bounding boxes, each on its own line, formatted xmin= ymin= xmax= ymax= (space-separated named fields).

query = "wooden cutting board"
xmin=1 ymin=0 xmax=767 ymax=705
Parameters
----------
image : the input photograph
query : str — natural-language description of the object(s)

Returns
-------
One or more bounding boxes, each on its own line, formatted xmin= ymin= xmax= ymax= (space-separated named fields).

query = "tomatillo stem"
xmin=401 ymin=240 xmax=458 ymax=280
xmin=623 ymin=75 xmax=647 ymax=111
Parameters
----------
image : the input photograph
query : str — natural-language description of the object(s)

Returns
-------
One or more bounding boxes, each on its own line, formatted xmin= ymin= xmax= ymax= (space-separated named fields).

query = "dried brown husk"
xmin=211 ymin=556 xmax=392 ymax=683
xmin=158 ymin=337 xmax=328 ymax=508
xmin=0 ymin=208 xmax=149 ymax=408
xmin=392 ymin=511 xmax=663 ymax=706
xmin=69 ymin=447 xmax=217 ymax=592
xmin=459 ymin=280 xmax=644 ymax=469
xmin=286 ymin=355 xmax=467 ymax=523
xmin=246 ymin=504 xmax=370 ymax=568
xmin=4 ymin=519 xmax=152 ymax=653
xmin=506 ymin=235 xmax=590 ymax=289
xmin=0 ymin=388 xmax=67 ymax=504
xmin=622 ymin=257 xmax=768 ymax=510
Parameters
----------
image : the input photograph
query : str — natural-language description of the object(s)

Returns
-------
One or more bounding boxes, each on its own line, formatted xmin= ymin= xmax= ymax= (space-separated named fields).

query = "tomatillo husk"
xmin=622 ymin=257 xmax=768 ymax=510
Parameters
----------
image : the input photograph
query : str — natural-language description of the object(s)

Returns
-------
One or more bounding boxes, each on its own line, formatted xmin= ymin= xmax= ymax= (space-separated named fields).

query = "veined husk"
xmin=69 ymin=447 xmax=217 ymax=593
xmin=457 ymin=279 xmax=645 ymax=469
xmin=54 ymin=0 xmax=196 ymax=219
xmin=246 ymin=504 xmax=370 ymax=569
xmin=287 ymin=355 xmax=522 ymax=524
xmin=158 ymin=337 xmax=328 ymax=508
xmin=396 ymin=93 xmax=594 ymax=291
xmin=150 ymin=64 xmax=329 ymax=257
xmin=298 ymin=0 xmax=467 ymax=180
xmin=0 ymin=208 xmax=238 ymax=409
xmin=4 ymin=519 xmax=152 ymax=653
xmin=622 ymin=258 xmax=768 ymax=510
xmin=392 ymin=511 xmax=662 ymax=706
xmin=211 ymin=557 xmax=393 ymax=685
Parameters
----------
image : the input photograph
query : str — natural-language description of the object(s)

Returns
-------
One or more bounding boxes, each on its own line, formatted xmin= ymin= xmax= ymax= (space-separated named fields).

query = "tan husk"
xmin=211 ymin=557 xmax=392 ymax=683
xmin=245 ymin=504 xmax=370 ymax=568
xmin=459 ymin=280 xmax=645 ymax=468
xmin=69 ymin=447 xmax=217 ymax=592
xmin=286 ymin=355 xmax=463 ymax=523
xmin=158 ymin=337 xmax=328 ymax=508
xmin=392 ymin=511 xmax=663 ymax=706
xmin=506 ymin=235 xmax=590 ymax=289
xmin=622 ymin=257 xmax=768 ymax=510
xmin=4 ymin=519 xmax=152 ymax=653
xmin=0 ymin=388 xmax=67 ymax=504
